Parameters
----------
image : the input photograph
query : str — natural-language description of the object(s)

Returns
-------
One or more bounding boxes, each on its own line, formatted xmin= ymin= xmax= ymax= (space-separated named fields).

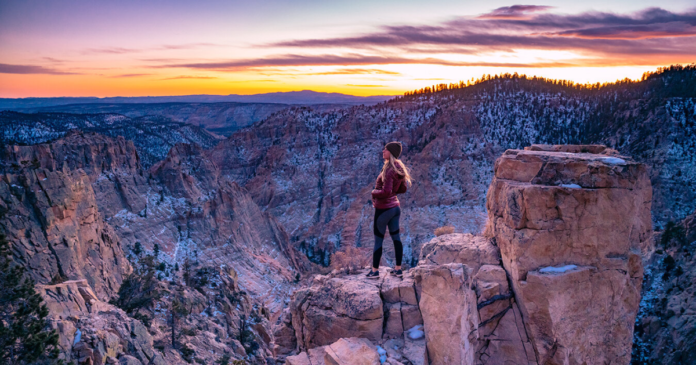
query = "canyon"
xmin=1 ymin=67 xmax=695 ymax=364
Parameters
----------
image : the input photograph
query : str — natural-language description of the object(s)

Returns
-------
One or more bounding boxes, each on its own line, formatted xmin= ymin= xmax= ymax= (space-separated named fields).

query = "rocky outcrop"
xmin=285 ymin=337 xmax=381 ymax=365
xmin=486 ymin=147 xmax=652 ymax=364
xmin=278 ymin=269 xmax=423 ymax=359
xmin=37 ymin=280 xmax=167 ymax=365
xmin=289 ymin=274 xmax=385 ymax=349
xmin=277 ymin=145 xmax=651 ymax=364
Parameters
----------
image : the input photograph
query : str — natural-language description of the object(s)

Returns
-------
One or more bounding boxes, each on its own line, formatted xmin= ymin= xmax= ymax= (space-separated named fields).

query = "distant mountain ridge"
xmin=8 ymin=102 xmax=354 ymax=136
xmin=0 ymin=111 xmax=223 ymax=167
xmin=0 ymin=90 xmax=394 ymax=109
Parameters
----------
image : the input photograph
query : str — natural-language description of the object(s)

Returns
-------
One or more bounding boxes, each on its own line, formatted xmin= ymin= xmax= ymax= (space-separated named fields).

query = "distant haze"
xmin=0 ymin=90 xmax=393 ymax=110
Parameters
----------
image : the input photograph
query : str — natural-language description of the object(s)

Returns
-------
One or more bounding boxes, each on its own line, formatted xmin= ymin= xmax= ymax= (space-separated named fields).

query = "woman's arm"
xmin=372 ymin=170 xmax=394 ymax=199
xmin=395 ymin=180 xmax=407 ymax=194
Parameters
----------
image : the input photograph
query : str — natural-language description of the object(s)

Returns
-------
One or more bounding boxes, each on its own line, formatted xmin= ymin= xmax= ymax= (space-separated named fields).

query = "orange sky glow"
xmin=1 ymin=1 xmax=695 ymax=98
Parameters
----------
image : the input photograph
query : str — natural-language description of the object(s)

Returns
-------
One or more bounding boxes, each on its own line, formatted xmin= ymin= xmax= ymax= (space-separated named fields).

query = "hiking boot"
xmin=390 ymin=269 xmax=403 ymax=278
xmin=366 ymin=270 xmax=380 ymax=279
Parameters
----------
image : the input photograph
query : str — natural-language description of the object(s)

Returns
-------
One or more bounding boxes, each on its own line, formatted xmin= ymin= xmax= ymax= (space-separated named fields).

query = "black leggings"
xmin=372 ymin=206 xmax=403 ymax=269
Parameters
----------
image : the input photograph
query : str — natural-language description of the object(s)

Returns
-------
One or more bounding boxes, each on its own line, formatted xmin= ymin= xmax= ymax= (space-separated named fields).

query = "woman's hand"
xmin=371 ymin=170 xmax=394 ymax=199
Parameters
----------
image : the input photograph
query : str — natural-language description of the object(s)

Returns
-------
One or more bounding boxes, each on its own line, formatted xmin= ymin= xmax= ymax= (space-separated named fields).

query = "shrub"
xmin=330 ymin=246 xmax=370 ymax=274
xmin=661 ymin=221 xmax=686 ymax=248
xmin=48 ymin=274 xmax=66 ymax=285
xmin=238 ymin=315 xmax=259 ymax=354
xmin=179 ymin=343 xmax=195 ymax=363
xmin=434 ymin=225 xmax=455 ymax=236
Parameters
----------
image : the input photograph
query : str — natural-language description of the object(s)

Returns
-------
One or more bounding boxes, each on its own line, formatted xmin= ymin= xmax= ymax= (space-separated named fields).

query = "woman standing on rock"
xmin=367 ymin=141 xmax=412 ymax=279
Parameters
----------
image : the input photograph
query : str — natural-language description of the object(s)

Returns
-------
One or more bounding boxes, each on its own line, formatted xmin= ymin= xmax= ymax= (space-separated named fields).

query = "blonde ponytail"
xmin=380 ymin=155 xmax=413 ymax=187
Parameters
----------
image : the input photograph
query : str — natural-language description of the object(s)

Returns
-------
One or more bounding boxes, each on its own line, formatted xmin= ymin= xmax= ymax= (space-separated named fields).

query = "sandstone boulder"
xmin=323 ymin=337 xmax=380 ymax=365
xmin=290 ymin=275 xmax=383 ymax=349
xmin=418 ymin=233 xmax=499 ymax=271
xmin=486 ymin=147 xmax=652 ymax=365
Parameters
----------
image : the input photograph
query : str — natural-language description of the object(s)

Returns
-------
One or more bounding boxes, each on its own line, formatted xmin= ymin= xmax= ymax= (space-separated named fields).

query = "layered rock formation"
xmin=276 ymin=145 xmax=651 ymax=364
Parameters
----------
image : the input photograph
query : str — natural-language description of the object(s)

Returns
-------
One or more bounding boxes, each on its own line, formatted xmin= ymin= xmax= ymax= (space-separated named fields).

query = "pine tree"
xmin=112 ymin=254 xmax=161 ymax=317
xmin=0 ymin=230 xmax=61 ymax=364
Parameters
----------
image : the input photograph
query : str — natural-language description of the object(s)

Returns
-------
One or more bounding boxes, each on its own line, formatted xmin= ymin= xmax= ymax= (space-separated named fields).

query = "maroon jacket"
xmin=372 ymin=167 xmax=408 ymax=209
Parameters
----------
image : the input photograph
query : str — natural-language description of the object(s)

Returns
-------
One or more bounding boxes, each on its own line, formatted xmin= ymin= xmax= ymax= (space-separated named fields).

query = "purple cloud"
xmin=0 ymin=63 xmax=77 ymax=75
xmin=267 ymin=7 xmax=696 ymax=59
xmin=155 ymin=54 xmax=575 ymax=71
xmin=478 ymin=5 xmax=553 ymax=19
xmin=85 ymin=43 xmax=222 ymax=55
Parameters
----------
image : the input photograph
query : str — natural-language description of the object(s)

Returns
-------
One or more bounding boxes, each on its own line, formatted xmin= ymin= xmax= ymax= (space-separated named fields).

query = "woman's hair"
xmin=380 ymin=154 xmax=413 ymax=187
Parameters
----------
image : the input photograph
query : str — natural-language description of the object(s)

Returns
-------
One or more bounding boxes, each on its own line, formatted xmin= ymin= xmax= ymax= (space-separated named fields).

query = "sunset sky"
xmin=1 ymin=0 xmax=695 ymax=97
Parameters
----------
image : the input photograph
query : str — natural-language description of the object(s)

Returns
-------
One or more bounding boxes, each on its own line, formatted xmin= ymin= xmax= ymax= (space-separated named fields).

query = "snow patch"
xmin=600 ymin=157 xmax=626 ymax=165
xmin=73 ymin=329 xmax=82 ymax=345
xmin=407 ymin=324 xmax=424 ymax=340
xmin=377 ymin=345 xmax=387 ymax=363
xmin=539 ymin=264 xmax=577 ymax=273
xmin=560 ymin=184 xmax=581 ymax=189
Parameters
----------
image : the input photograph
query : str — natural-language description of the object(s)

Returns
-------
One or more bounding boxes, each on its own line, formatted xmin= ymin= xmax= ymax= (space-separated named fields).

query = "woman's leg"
xmin=387 ymin=207 xmax=403 ymax=268
xmin=372 ymin=208 xmax=387 ymax=270
xmin=372 ymin=207 xmax=401 ymax=270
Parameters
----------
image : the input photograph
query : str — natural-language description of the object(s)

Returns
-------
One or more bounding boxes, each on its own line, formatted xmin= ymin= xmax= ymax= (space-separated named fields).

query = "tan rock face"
xmin=286 ymin=337 xmax=381 ymax=365
xmin=283 ymin=268 xmax=424 ymax=356
xmin=419 ymin=233 xmax=500 ymax=270
xmin=412 ymin=234 xmax=534 ymax=365
xmin=324 ymin=337 xmax=380 ymax=365
xmin=486 ymin=148 xmax=652 ymax=364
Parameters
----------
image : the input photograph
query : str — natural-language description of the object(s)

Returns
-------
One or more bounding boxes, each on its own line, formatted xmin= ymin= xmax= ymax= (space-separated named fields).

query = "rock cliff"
xmin=277 ymin=145 xmax=651 ymax=364
xmin=0 ymin=136 xmax=132 ymax=299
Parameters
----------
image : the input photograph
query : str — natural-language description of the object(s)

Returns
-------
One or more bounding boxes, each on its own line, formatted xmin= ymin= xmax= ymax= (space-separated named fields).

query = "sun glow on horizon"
xmin=0 ymin=63 xmax=675 ymax=98
xmin=1 ymin=0 xmax=694 ymax=98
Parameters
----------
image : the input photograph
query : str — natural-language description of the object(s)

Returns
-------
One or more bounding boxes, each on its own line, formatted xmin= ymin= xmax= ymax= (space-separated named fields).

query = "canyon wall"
xmin=0 ymin=131 xmax=304 ymax=364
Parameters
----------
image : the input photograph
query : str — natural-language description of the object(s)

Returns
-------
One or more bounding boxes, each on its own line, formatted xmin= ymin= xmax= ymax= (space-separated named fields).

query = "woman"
xmin=367 ymin=141 xmax=412 ymax=279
